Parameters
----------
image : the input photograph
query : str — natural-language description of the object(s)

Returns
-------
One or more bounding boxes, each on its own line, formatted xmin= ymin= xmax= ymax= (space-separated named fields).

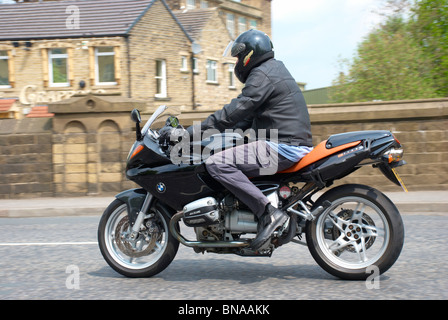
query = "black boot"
xmin=251 ymin=204 xmax=288 ymax=250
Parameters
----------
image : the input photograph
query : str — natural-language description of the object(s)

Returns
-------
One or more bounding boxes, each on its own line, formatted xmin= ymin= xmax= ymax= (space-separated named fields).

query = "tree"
xmin=411 ymin=0 xmax=448 ymax=96
xmin=330 ymin=0 xmax=446 ymax=103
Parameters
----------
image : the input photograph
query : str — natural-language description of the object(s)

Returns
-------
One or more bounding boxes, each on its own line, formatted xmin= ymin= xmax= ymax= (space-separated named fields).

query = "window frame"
xmin=206 ymin=60 xmax=218 ymax=83
xmin=250 ymin=19 xmax=257 ymax=30
xmin=180 ymin=56 xmax=188 ymax=72
xmin=155 ymin=59 xmax=167 ymax=98
xmin=48 ymin=48 xmax=69 ymax=87
xmin=94 ymin=47 xmax=117 ymax=86
xmin=238 ymin=17 xmax=247 ymax=35
xmin=0 ymin=50 xmax=10 ymax=88
xmin=192 ymin=57 xmax=199 ymax=74
xmin=226 ymin=13 xmax=235 ymax=38
xmin=186 ymin=0 xmax=196 ymax=9
xmin=227 ymin=63 xmax=235 ymax=88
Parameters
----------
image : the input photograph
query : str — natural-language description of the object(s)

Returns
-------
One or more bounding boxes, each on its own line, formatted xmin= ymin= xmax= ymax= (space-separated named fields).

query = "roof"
xmin=0 ymin=0 xmax=157 ymax=40
xmin=26 ymin=106 xmax=54 ymax=118
xmin=173 ymin=8 xmax=217 ymax=40
xmin=0 ymin=98 xmax=16 ymax=113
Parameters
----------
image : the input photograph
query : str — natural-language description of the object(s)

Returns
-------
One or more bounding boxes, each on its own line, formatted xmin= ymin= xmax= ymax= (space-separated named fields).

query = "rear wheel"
xmin=306 ymin=184 xmax=404 ymax=280
xmin=98 ymin=199 xmax=179 ymax=278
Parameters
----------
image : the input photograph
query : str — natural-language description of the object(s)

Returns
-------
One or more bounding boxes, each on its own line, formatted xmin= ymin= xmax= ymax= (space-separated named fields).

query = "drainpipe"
xmin=125 ymin=35 xmax=132 ymax=98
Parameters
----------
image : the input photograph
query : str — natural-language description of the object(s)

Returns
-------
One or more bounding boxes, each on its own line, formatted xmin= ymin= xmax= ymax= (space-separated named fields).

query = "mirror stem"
xmin=136 ymin=123 xmax=142 ymax=141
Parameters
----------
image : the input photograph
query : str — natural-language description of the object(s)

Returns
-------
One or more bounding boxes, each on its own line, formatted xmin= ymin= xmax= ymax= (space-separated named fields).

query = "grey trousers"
xmin=205 ymin=140 xmax=294 ymax=217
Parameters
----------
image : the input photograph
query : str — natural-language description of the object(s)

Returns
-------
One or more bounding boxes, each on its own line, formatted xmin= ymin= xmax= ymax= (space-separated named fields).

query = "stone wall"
xmin=308 ymin=98 xmax=448 ymax=191
xmin=0 ymin=97 xmax=447 ymax=199
xmin=179 ymin=97 xmax=448 ymax=192
xmin=0 ymin=118 xmax=53 ymax=198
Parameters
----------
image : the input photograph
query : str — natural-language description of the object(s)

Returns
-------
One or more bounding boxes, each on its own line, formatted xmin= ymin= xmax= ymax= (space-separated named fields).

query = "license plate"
xmin=391 ymin=168 xmax=408 ymax=193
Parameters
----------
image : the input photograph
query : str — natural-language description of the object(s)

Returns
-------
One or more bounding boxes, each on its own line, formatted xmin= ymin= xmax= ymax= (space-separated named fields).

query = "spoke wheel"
xmin=306 ymin=184 xmax=404 ymax=280
xmin=98 ymin=199 xmax=179 ymax=278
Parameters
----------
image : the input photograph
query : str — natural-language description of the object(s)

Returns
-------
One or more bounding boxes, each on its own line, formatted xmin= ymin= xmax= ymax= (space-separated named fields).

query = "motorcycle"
xmin=98 ymin=105 xmax=405 ymax=280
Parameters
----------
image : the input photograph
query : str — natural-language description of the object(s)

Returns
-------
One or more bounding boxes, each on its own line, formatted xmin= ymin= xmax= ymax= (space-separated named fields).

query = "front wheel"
xmin=98 ymin=199 xmax=179 ymax=278
xmin=306 ymin=184 xmax=404 ymax=280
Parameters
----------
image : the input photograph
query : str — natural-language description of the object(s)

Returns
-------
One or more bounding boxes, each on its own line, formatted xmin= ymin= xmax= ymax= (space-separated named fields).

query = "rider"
xmin=188 ymin=30 xmax=313 ymax=250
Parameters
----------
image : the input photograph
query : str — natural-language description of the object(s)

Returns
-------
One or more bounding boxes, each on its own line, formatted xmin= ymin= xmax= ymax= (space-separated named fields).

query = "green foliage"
xmin=411 ymin=0 xmax=448 ymax=96
xmin=331 ymin=0 xmax=447 ymax=103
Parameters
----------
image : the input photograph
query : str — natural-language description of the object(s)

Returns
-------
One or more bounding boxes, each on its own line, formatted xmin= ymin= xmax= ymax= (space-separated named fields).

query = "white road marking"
xmin=0 ymin=242 xmax=98 ymax=246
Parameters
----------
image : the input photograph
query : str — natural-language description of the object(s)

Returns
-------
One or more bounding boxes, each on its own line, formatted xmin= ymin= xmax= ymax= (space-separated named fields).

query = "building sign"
xmin=19 ymin=85 xmax=106 ymax=105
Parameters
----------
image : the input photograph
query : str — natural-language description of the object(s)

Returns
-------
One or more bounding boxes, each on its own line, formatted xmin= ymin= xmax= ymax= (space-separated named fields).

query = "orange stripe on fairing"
xmin=280 ymin=140 xmax=361 ymax=173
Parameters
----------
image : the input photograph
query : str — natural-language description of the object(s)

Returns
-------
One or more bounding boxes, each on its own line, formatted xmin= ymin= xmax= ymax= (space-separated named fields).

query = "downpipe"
xmin=169 ymin=211 xmax=250 ymax=248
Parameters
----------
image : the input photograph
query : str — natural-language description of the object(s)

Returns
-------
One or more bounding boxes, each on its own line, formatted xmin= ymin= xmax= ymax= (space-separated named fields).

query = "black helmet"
xmin=229 ymin=29 xmax=274 ymax=83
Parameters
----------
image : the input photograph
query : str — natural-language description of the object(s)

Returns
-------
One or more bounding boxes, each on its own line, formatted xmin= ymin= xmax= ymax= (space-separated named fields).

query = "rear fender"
xmin=377 ymin=161 xmax=407 ymax=186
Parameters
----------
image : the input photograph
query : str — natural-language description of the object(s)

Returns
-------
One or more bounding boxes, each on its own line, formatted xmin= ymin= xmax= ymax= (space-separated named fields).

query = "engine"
xmin=182 ymin=197 xmax=220 ymax=227
xmin=182 ymin=191 xmax=280 ymax=243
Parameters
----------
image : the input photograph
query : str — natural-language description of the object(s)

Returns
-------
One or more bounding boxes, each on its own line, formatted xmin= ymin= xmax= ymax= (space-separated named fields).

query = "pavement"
xmin=0 ymin=190 xmax=447 ymax=218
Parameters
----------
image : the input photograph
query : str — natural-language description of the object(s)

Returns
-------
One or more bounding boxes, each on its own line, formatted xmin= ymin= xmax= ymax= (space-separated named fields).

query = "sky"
xmin=272 ymin=0 xmax=385 ymax=90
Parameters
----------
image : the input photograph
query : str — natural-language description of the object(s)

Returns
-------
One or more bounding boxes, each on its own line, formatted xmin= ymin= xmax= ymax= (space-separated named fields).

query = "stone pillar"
xmin=48 ymin=93 xmax=146 ymax=196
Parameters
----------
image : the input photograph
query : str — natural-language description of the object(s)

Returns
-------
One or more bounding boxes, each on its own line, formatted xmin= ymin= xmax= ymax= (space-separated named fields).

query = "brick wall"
xmin=127 ymin=0 xmax=194 ymax=110
xmin=191 ymin=9 xmax=244 ymax=111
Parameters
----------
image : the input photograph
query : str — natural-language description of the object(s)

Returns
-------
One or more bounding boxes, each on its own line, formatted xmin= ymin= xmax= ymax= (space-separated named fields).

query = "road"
xmin=1 ymin=213 xmax=447 ymax=301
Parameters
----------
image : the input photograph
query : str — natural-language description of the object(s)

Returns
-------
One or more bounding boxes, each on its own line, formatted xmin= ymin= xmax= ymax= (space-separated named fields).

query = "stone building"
xmin=0 ymin=0 xmax=194 ymax=116
xmin=174 ymin=7 xmax=244 ymax=112
xmin=166 ymin=0 xmax=271 ymax=38
xmin=0 ymin=0 xmax=273 ymax=117
xmin=0 ymin=0 xmax=276 ymax=198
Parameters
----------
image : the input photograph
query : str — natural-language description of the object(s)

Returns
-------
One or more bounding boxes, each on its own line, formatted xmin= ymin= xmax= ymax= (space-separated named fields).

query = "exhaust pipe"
xmin=169 ymin=211 xmax=250 ymax=248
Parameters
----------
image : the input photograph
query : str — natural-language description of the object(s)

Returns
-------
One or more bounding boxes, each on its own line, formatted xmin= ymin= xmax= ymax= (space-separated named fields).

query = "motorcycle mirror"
xmin=131 ymin=109 xmax=141 ymax=124
xmin=131 ymin=109 xmax=142 ymax=141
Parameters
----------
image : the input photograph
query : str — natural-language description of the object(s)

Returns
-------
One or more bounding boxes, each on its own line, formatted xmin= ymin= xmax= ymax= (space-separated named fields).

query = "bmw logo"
xmin=156 ymin=182 xmax=166 ymax=193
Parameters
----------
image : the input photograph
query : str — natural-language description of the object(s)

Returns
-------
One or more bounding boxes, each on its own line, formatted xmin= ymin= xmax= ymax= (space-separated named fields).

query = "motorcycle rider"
xmin=188 ymin=30 xmax=313 ymax=250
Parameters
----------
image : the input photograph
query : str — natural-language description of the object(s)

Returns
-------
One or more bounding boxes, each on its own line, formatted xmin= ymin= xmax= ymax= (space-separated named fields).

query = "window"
xmin=250 ymin=19 xmax=257 ymax=30
xmin=0 ymin=50 xmax=10 ymax=87
xmin=95 ymin=47 xmax=116 ymax=85
xmin=192 ymin=57 xmax=198 ymax=74
xmin=155 ymin=59 xmax=167 ymax=98
xmin=238 ymin=17 xmax=247 ymax=35
xmin=206 ymin=60 xmax=217 ymax=83
xmin=200 ymin=0 xmax=208 ymax=8
xmin=186 ymin=0 xmax=195 ymax=9
xmin=49 ymin=48 xmax=69 ymax=87
xmin=228 ymin=63 xmax=235 ymax=88
xmin=180 ymin=56 xmax=188 ymax=72
xmin=226 ymin=13 xmax=235 ymax=38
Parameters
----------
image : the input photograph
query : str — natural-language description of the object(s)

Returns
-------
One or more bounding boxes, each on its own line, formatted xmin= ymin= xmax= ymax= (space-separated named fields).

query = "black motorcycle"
xmin=98 ymin=105 xmax=406 ymax=280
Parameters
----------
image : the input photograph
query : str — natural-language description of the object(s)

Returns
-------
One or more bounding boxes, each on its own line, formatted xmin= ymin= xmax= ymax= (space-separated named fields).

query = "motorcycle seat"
xmin=280 ymin=139 xmax=361 ymax=173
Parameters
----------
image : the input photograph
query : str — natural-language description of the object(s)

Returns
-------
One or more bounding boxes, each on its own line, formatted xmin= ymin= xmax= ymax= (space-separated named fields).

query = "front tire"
xmin=98 ymin=199 xmax=179 ymax=278
xmin=306 ymin=184 xmax=404 ymax=280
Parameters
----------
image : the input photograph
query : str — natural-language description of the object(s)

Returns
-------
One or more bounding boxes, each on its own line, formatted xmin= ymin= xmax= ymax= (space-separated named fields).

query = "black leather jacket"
xmin=192 ymin=59 xmax=313 ymax=147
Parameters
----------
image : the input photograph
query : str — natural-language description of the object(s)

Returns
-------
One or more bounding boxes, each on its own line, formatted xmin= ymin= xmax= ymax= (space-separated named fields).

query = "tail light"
xmin=383 ymin=148 xmax=404 ymax=164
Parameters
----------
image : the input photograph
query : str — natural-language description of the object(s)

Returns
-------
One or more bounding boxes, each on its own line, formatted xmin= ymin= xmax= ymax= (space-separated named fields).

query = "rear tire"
xmin=306 ymin=184 xmax=404 ymax=280
xmin=98 ymin=199 xmax=179 ymax=278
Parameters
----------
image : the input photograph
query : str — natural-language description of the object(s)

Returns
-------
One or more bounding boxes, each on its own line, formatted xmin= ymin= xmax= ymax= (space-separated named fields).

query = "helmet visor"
xmin=223 ymin=41 xmax=246 ymax=58
xmin=223 ymin=41 xmax=234 ymax=57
